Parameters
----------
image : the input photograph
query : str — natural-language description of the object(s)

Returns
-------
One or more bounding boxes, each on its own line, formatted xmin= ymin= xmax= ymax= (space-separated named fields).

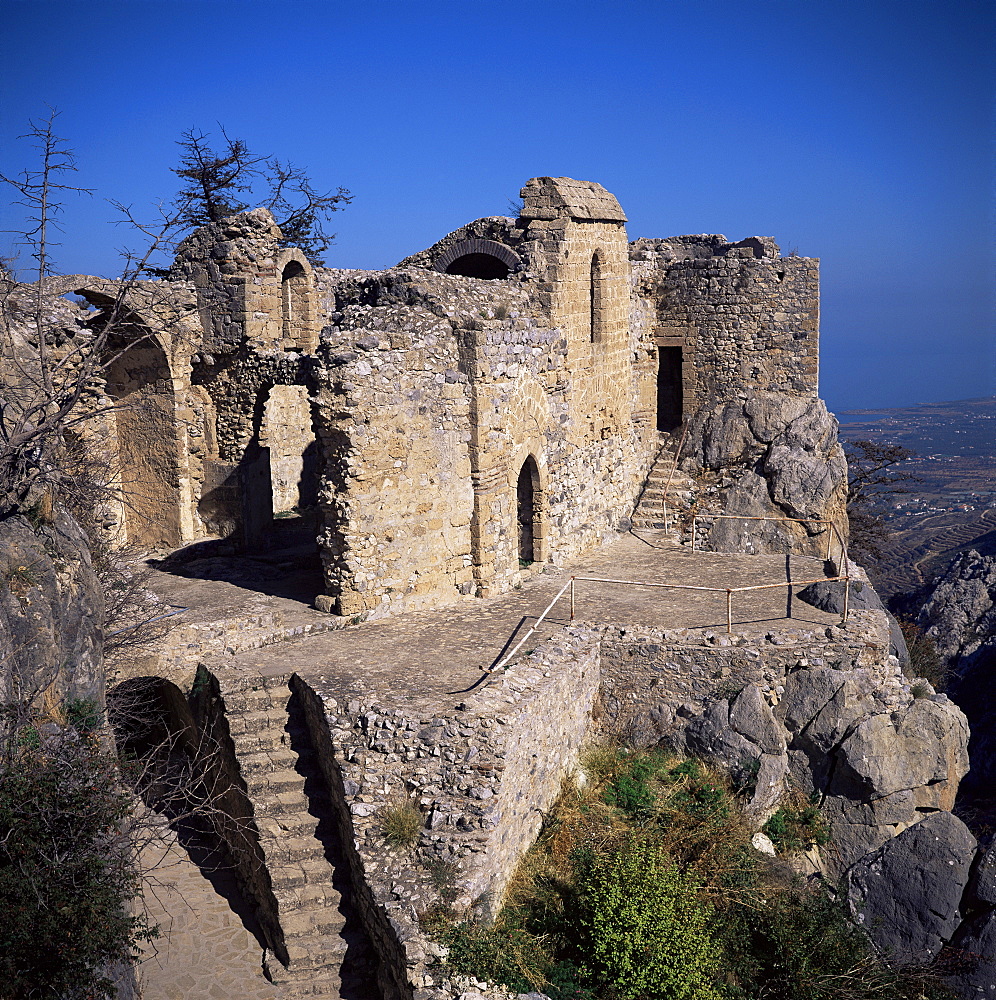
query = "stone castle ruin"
xmin=9 ymin=179 xmax=987 ymax=998
xmin=56 ymin=175 xmax=835 ymax=615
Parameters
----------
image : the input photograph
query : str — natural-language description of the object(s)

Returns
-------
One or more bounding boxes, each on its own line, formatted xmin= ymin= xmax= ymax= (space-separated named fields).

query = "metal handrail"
xmin=489 ymin=513 xmax=852 ymax=671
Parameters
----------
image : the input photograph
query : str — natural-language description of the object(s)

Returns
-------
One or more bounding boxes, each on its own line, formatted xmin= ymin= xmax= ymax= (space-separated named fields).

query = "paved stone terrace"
xmin=153 ymin=529 xmax=842 ymax=715
xmin=135 ymin=827 xmax=283 ymax=1000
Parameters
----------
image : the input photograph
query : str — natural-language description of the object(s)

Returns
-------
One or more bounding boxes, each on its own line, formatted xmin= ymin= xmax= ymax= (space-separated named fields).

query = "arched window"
xmin=590 ymin=251 xmax=604 ymax=344
xmin=517 ymin=456 xmax=540 ymax=565
xmin=281 ymin=259 xmax=311 ymax=350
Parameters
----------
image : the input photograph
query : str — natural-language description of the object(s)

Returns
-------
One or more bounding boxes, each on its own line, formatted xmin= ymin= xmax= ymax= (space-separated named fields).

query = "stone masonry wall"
xmin=284 ymin=630 xmax=600 ymax=996
xmin=631 ymin=236 xmax=820 ymax=409
xmin=312 ymin=270 xmax=478 ymax=616
xmin=312 ymin=261 xmax=657 ymax=615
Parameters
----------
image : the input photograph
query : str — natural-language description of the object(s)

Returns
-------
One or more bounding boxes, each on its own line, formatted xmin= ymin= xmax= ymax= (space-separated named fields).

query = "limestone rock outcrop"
xmin=918 ymin=550 xmax=996 ymax=800
xmin=681 ymin=391 xmax=848 ymax=559
xmin=845 ymin=811 xmax=977 ymax=966
xmin=0 ymin=507 xmax=105 ymax=710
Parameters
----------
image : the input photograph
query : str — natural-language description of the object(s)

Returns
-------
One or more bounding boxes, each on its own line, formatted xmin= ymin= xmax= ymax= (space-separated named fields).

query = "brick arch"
xmin=433 ymin=239 xmax=521 ymax=278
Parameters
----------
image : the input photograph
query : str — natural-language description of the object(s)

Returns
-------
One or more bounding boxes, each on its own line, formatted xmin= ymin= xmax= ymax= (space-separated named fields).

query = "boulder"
xmin=846 ymin=811 xmax=977 ymax=965
xmin=966 ymin=839 xmax=996 ymax=907
xmin=681 ymin=392 xmax=848 ymax=559
xmin=729 ymin=684 xmax=784 ymax=754
xmin=0 ymin=509 xmax=105 ymax=709
xmin=682 ymin=699 xmax=758 ymax=767
xmin=947 ymin=910 xmax=996 ymax=997
xmin=832 ymin=698 xmax=969 ymax=809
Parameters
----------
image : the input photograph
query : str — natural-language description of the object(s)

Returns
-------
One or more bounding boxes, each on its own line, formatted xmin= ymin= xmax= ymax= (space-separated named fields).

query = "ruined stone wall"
xmin=171 ymin=210 xmax=317 ymax=355
xmin=631 ymin=236 xmax=820 ymax=412
xmin=312 ymin=270 xmax=478 ymax=616
xmin=312 ymin=256 xmax=657 ymax=615
xmin=287 ymin=629 xmax=601 ymax=995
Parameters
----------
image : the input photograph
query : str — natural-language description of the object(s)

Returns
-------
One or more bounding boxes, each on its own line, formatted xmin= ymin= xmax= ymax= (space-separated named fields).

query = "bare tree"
xmin=1 ymin=113 xmax=195 ymax=521
xmin=844 ymin=439 xmax=917 ymax=566
xmin=171 ymin=126 xmax=352 ymax=264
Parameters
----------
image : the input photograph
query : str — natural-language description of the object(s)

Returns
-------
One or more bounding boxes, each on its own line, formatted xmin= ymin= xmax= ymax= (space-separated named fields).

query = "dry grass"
xmin=381 ymin=796 xmax=422 ymax=848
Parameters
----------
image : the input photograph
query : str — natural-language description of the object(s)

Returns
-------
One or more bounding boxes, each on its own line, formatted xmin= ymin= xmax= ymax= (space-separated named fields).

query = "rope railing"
xmin=490 ymin=512 xmax=851 ymax=672
xmin=691 ymin=513 xmax=849 ymax=570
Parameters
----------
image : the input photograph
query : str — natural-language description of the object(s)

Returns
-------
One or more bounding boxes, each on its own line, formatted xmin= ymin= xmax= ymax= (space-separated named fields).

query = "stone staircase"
xmin=220 ymin=672 xmax=374 ymax=998
xmin=631 ymin=440 xmax=698 ymax=536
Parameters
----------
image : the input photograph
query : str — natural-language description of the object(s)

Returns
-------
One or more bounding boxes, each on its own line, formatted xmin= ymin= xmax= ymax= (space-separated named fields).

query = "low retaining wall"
xmin=294 ymin=628 xmax=600 ymax=995
xmin=596 ymin=610 xmax=893 ymax=744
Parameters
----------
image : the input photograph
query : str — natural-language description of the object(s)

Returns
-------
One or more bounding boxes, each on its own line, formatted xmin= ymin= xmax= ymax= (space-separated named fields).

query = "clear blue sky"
xmin=2 ymin=0 xmax=993 ymax=411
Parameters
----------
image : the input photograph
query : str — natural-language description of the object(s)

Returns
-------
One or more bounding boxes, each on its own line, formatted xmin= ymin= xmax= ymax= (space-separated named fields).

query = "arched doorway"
xmin=104 ymin=336 xmax=182 ymax=549
xmin=446 ymin=253 xmax=509 ymax=279
xmin=517 ymin=457 xmax=540 ymax=565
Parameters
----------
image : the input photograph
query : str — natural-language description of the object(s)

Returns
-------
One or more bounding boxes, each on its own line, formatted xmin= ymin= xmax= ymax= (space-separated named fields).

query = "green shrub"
xmin=763 ymin=800 xmax=831 ymax=853
xmin=0 ymin=724 xmax=155 ymax=998
xmin=571 ymin=837 xmax=721 ymax=1000
xmin=65 ymin=696 xmax=103 ymax=734
xmin=443 ymin=922 xmax=549 ymax=993
xmin=603 ymin=750 xmax=666 ymax=819
xmin=433 ymin=746 xmax=955 ymax=1000
xmin=717 ymin=888 xmax=955 ymax=1000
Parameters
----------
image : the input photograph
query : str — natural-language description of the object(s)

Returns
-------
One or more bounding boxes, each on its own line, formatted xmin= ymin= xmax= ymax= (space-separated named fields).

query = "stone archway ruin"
xmin=104 ymin=335 xmax=183 ymax=549
xmin=433 ymin=238 xmax=520 ymax=280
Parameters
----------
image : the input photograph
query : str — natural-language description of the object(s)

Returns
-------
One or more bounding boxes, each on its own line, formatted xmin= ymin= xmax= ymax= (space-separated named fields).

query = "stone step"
xmin=267 ymin=835 xmax=333 ymax=865
xmin=279 ymin=906 xmax=346 ymax=940
xmin=274 ymin=882 xmax=343 ymax=912
xmin=249 ymin=766 xmax=306 ymax=795
xmin=239 ymin=748 xmax=299 ymax=773
xmin=641 ymin=484 xmax=694 ymax=497
xmin=284 ymin=936 xmax=349 ymax=969
xmin=271 ymin=975 xmax=343 ymax=998
xmin=219 ymin=675 xmax=354 ymax=995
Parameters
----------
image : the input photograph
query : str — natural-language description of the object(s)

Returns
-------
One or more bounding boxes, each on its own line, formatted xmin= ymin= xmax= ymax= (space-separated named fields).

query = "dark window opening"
xmin=445 ymin=253 xmax=510 ymax=280
xmin=517 ymin=458 xmax=538 ymax=564
xmin=657 ymin=346 xmax=683 ymax=432
xmin=590 ymin=252 xmax=603 ymax=343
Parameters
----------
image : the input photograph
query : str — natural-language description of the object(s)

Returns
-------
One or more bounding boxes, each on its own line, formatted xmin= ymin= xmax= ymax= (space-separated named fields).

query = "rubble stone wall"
xmin=631 ymin=236 xmax=820 ymax=417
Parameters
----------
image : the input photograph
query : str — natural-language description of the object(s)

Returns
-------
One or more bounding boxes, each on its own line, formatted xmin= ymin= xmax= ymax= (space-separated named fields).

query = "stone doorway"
xmin=657 ymin=345 xmax=684 ymax=432
xmin=517 ymin=457 xmax=539 ymax=565
xmin=259 ymin=385 xmax=319 ymax=517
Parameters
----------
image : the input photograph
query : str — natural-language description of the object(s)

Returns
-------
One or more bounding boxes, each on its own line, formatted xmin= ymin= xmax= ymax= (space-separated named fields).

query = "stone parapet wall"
xmin=595 ymin=610 xmax=894 ymax=743
xmin=285 ymin=629 xmax=600 ymax=995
